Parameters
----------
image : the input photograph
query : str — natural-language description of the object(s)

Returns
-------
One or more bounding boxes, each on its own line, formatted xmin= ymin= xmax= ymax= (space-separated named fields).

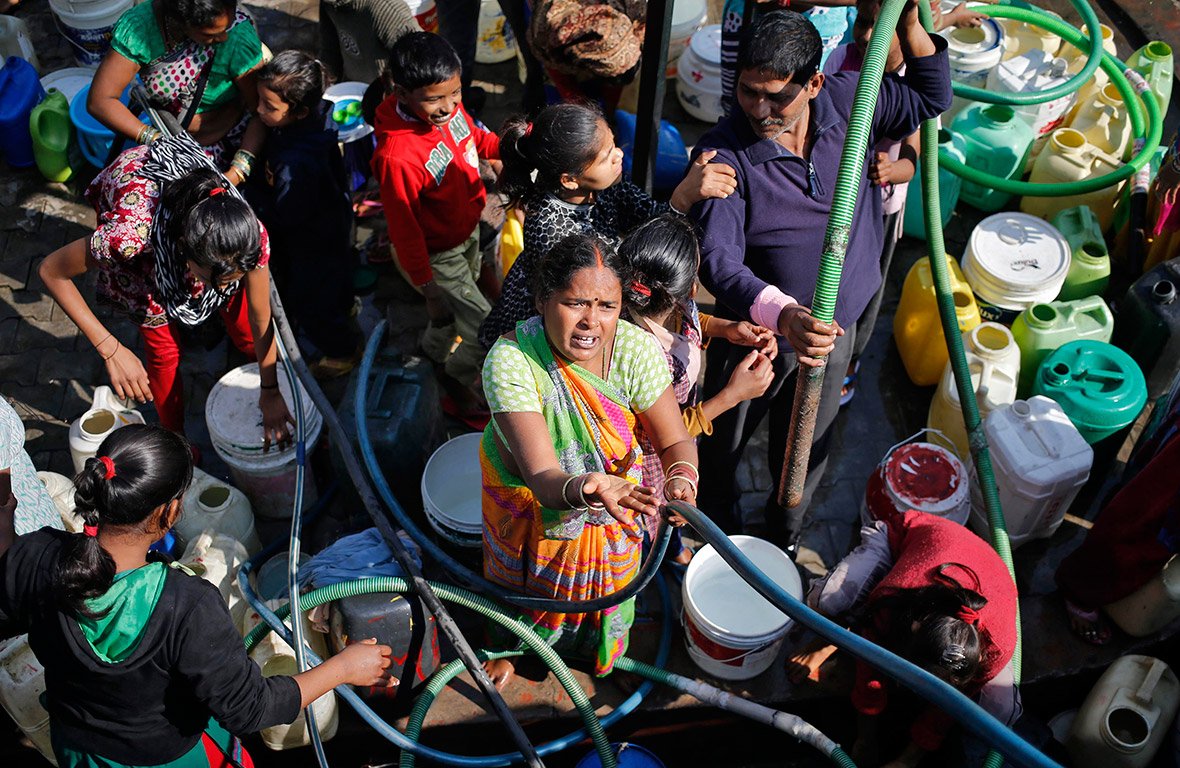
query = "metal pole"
xmin=632 ymin=0 xmax=672 ymax=192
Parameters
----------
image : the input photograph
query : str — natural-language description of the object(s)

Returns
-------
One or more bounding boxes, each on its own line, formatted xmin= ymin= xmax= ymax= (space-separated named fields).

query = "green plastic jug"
xmin=951 ymin=104 xmax=1035 ymax=213
xmin=904 ymin=129 xmax=967 ymax=240
xmin=29 ymin=88 xmax=71 ymax=183
xmin=1031 ymin=340 xmax=1147 ymax=444
xmin=1011 ymin=297 xmax=1114 ymax=397
xmin=1128 ymin=41 xmax=1174 ymax=116
xmin=1051 ymin=206 xmax=1110 ymax=300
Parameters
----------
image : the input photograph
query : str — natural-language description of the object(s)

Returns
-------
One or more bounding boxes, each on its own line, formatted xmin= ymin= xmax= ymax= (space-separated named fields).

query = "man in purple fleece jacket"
xmin=690 ymin=4 xmax=951 ymax=551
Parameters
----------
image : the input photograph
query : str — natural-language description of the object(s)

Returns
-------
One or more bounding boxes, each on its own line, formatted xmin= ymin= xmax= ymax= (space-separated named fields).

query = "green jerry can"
xmin=950 ymin=103 xmax=1035 ymax=213
xmin=1051 ymin=205 xmax=1110 ymax=301
xmin=1127 ymin=41 xmax=1174 ymax=115
xmin=29 ymin=88 xmax=72 ymax=183
xmin=1113 ymin=258 xmax=1180 ymax=397
xmin=1031 ymin=340 xmax=1147 ymax=444
xmin=1011 ymin=297 xmax=1114 ymax=397
xmin=903 ymin=128 xmax=967 ymax=240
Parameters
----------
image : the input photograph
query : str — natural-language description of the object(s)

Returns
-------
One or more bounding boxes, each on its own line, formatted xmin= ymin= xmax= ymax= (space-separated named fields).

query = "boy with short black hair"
xmin=371 ymin=31 xmax=500 ymax=410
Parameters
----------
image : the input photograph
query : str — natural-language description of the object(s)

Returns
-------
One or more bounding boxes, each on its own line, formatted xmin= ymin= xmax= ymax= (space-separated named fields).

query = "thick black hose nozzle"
xmin=665 ymin=500 xmax=1061 ymax=768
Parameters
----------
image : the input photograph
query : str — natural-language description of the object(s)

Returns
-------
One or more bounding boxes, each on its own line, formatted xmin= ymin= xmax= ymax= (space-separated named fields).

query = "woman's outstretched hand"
xmin=104 ymin=343 xmax=153 ymax=403
xmin=577 ymin=473 xmax=657 ymax=539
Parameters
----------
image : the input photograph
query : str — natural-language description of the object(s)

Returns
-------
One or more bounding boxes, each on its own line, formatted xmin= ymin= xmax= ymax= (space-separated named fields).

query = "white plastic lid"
xmin=964 ymin=212 xmax=1070 ymax=304
xmin=689 ymin=24 xmax=722 ymax=67
xmin=941 ymin=17 xmax=1003 ymax=56
xmin=205 ymin=363 xmax=322 ymax=470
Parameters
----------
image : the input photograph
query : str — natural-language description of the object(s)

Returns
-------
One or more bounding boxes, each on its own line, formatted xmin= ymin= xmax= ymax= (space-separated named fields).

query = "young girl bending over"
xmin=477 ymin=103 xmax=738 ymax=348
xmin=0 ymin=424 xmax=392 ymax=768
xmin=619 ymin=215 xmax=777 ymax=561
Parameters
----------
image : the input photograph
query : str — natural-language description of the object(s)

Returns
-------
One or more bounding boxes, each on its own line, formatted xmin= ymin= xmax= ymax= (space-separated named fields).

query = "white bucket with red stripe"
xmin=682 ymin=535 xmax=802 ymax=681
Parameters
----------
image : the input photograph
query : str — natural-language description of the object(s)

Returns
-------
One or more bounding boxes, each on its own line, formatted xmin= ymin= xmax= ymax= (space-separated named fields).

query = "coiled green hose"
xmin=939 ymin=5 xmax=1163 ymax=196
xmin=241 ymin=577 xmax=618 ymax=768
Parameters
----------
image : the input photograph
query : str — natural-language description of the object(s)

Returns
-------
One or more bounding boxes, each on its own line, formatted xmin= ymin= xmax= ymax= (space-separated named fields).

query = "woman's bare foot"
xmin=483 ymin=658 xmax=516 ymax=691
xmin=787 ymin=641 xmax=839 ymax=684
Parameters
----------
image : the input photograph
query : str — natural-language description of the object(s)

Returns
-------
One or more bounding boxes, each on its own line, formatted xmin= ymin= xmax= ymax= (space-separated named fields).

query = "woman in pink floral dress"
xmin=39 ymin=136 xmax=292 ymax=447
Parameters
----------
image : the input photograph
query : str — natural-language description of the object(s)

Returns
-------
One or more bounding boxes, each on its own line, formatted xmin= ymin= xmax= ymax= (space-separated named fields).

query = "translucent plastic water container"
xmin=1021 ymin=129 xmax=1122 ymax=231
xmin=1067 ymin=656 xmax=1179 ymax=768
xmin=176 ymin=467 xmax=260 ymax=555
xmin=1000 ymin=17 xmax=1061 ymax=62
xmin=1104 ymin=555 xmax=1180 ymax=638
xmin=950 ymin=104 xmax=1035 ymax=213
xmin=1051 ymin=205 xmax=1110 ymax=301
xmin=1066 ymin=82 xmax=1132 ymax=160
xmin=1011 ymin=297 xmax=1114 ymax=397
xmin=0 ymin=635 xmax=54 ymax=765
xmin=894 ymin=255 xmax=981 ymax=386
xmin=68 ymin=385 xmax=145 ymax=473
xmin=927 ymin=323 xmax=1021 ymax=461
xmin=1061 ymin=23 xmax=1117 ymax=125
xmin=1127 ymin=41 xmax=1174 ymax=116
xmin=178 ymin=531 xmax=250 ymax=629
xmin=968 ymin=396 xmax=1092 ymax=547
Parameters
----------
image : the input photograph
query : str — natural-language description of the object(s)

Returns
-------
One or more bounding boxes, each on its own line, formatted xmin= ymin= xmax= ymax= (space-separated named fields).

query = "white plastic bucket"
xmin=0 ymin=635 xmax=55 ymax=766
xmin=476 ymin=0 xmax=517 ymax=64
xmin=963 ymin=212 xmax=1071 ymax=323
xmin=682 ymin=535 xmax=801 ymax=680
xmin=69 ymin=385 xmax=146 ymax=473
xmin=676 ymin=25 xmax=723 ymax=123
xmin=405 ymin=0 xmax=438 ymax=33
xmin=49 ymin=0 xmax=132 ymax=67
xmin=421 ymin=433 xmax=483 ymax=549
xmin=205 ymin=363 xmax=323 ymax=520
xmin=666 ymin=0 xmax=708 ymax=78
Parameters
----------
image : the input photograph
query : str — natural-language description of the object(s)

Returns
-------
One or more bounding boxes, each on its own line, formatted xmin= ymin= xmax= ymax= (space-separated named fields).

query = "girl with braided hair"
xmin=0 ymin=424 xmax=394 ymax=768
xmin=617 ymin=215 xmax=776 ymax=561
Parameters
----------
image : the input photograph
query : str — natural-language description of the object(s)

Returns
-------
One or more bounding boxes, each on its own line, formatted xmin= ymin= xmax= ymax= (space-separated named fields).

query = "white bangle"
xmin=665 ymin=474 xmax=698 ymax=498
xmin=561 ymin=474 xmax=581 ymax=509
xmin=665 ymin=461 xmax=699 ymax=480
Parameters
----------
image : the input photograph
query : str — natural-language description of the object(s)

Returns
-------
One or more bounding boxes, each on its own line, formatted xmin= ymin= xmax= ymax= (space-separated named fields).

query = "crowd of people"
xmin=0 ymin=0 xmax=1048 ymax=764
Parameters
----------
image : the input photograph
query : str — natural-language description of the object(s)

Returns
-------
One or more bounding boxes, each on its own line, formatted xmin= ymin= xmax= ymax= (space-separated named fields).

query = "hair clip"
xmin=631 ymin=280 xmax=652 ymax=297
xmin=209 ymin=187 xmax=227 ymax=197
xmin=99 ymin=455 xmax=116 ymax=480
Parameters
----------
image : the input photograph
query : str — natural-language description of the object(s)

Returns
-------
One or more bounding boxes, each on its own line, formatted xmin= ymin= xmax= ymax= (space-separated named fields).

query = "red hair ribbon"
xmin=523 ymin=122 xmax=534 ymax=138
xmin=209 ymin=187 xmax=227 ymax=197
xmin=83 ymin=525 xmax=98 ymax=537
xmin=631 ymin=280 xmax=652 ymax=297
xmin=956 ymin=605 xmax=981 ymax=626
xmin=99 ymin=455 xmax=116 ymax=480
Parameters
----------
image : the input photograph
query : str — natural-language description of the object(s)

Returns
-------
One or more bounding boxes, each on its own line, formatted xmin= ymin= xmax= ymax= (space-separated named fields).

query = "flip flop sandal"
xmin=840 ymin=360 xmax=861 ymax=407
xmin=1064 ymin=599 xmax=1112 ymax=646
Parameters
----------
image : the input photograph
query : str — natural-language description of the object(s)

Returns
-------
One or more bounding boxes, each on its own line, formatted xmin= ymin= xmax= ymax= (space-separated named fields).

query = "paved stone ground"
xmin=4 ymin=0 xmax=1180 ymax=765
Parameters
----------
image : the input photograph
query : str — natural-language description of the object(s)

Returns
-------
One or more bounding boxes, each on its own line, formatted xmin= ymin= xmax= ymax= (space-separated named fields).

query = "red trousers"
xmin=139 ymin=291 xmax=255 ymax=433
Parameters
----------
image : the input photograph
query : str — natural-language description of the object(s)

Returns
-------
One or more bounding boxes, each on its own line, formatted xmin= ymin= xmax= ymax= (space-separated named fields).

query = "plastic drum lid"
xmin=687 ymin=25 xmax=722 ymax=68
xmin=942 ymin=17 xmax=1003 ymax=56
xmin=40 ymin=67 xmax=93 ymax=106
xmin=204 ymin=363 xmax=322 ymax=469
xmin=323 ymin=81 xmax=374 ymax=143
xmin=884 ymin=443 xmax=967 ymax=514
xmin=421 ymin=433 xmax=482 ymax=533
xmin=965 ymin=213 xmax=1070 ymax=304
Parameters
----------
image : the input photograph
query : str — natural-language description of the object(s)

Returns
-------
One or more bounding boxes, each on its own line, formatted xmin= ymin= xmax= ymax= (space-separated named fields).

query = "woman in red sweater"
xmin=790 ymin=511 xmax=1019 ymax=768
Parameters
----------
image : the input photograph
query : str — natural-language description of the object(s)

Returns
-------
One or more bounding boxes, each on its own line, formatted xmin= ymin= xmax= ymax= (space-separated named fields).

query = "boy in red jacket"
xmin=371 ymin=32 xmax=500 ymax=408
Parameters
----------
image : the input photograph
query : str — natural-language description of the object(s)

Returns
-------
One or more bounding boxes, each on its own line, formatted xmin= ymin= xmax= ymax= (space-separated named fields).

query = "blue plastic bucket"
xmin=575 ymin=743 xmax=665 ymax=768
xmin=69 ymin=81 xmax=131 ymax=168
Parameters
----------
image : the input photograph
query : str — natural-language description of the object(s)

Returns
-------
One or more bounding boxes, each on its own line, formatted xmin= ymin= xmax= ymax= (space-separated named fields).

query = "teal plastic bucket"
xmin=576 ymin=743 xmax=665 ymax=768
xmin=1031 ymin=340 xmax=1148 ymax=443
xmin=69 ymin=81 xmax=131 ymax=168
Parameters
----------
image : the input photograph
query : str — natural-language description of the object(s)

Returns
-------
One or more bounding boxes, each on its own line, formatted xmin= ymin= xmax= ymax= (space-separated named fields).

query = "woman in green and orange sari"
xmin=480 ymin=233 xmax=699 ymax=689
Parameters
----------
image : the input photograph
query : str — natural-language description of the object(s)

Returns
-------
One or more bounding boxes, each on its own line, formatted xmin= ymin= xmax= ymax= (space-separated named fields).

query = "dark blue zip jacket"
xmin=691 ymin=36 xmax=952 ymax=329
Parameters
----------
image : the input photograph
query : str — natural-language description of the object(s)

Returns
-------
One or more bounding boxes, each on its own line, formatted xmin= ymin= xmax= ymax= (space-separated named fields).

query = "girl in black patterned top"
xmin=478 ymin=103 xmax=737 ymax=348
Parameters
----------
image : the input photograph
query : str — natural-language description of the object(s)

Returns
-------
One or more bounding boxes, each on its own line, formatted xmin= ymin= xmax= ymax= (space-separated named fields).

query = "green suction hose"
xmin=241 ymin=577 xmax=618 ymax=768
xmin=939 ymin=4 xmax=1163 ymax=196
xmin=778 ymin=0 xmax=910 ymax=507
